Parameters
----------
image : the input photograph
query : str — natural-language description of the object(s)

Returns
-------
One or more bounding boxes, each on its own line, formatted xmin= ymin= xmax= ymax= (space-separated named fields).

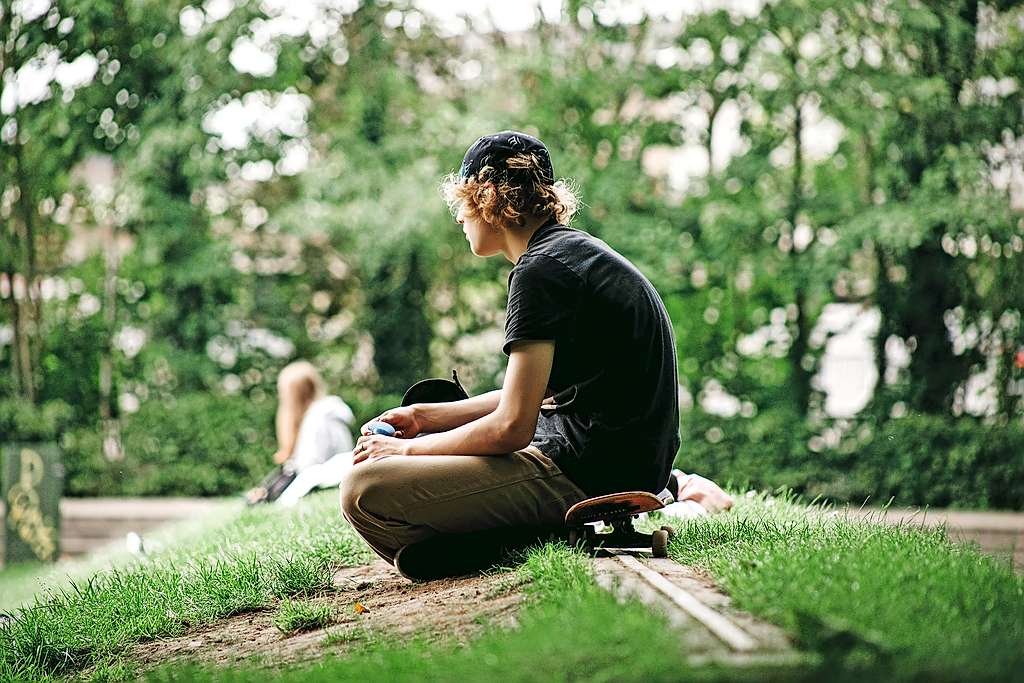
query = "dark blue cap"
xmin=459 ymin=130 xmax=554 ymax=183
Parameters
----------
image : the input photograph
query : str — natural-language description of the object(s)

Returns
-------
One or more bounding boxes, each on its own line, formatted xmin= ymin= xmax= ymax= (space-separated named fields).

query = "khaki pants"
xmin=339 ymin=445 xmax=588 ymax=563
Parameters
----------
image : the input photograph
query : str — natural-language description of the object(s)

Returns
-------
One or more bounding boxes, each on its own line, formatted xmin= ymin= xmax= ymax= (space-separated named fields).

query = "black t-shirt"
xmin=503 ymin=221 xmax=680 ymax=496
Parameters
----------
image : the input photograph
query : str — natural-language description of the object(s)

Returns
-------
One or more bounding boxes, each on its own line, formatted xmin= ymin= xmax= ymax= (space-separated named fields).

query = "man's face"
xmin=457 ymin=203 xmax=504 ymax=257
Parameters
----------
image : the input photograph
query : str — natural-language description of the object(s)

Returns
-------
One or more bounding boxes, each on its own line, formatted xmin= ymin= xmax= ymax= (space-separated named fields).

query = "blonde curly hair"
xmin=440 ymin=152 xmax=581 ymax=230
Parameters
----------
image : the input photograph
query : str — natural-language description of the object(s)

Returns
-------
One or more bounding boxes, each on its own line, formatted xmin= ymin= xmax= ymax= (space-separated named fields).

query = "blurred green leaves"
xmin=2 ymin=0 xmax=1022 ymax=501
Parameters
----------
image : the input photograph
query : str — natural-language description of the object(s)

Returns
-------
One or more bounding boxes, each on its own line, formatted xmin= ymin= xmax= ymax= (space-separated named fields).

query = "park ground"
xmin=1 ymin=491 xmax=1023 ymax=683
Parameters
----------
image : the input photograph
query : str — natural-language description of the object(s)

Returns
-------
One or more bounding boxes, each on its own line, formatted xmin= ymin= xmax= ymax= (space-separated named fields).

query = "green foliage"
xmin=0 ymin=398 xmax=73 ymax=442
xmin=61 ymin=392 xmax=276 ymax=496
xmin=272 ymin=598 xmax=333 ymax=635
xmin=365 ymin=244 xmax=433 ymax=395
xmin=680 ymin=412 xmax=1024 ymax=509
xmin=3 ymin=0 xmax=1023 ymax=505
xmin=844 ymin=415 xmax=1024 ymax=510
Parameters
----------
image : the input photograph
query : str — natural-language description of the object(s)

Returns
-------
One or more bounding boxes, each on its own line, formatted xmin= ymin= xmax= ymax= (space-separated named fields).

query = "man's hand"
xmin=272 ymin=449 xmax=290 ymax=465
xmin=360 ymin=406 xmax=422 ymax=439
xmin=353 ymin=433 xmax=410 ymax=464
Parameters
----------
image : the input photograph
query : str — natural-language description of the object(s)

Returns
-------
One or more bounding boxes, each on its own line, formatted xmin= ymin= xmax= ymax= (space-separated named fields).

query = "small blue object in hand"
xmin=366 ymin=421 xmax=396 ymax=437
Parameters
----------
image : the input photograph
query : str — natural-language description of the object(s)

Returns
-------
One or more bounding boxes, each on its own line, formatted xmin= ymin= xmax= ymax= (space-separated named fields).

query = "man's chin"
xmin=469 ymin=244 xmax=498 ymax=258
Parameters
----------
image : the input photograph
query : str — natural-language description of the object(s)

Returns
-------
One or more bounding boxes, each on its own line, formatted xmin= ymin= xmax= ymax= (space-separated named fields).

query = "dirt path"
xmin=123 ymin=554 xmax=804 ymax=675
xmin=128 ymin=561 xmax=525 ymax=673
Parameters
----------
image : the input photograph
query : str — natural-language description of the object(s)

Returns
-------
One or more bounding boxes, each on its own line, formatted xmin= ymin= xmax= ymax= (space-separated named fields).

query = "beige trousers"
xmin=339 ymin=445 xmax=588 ymax=563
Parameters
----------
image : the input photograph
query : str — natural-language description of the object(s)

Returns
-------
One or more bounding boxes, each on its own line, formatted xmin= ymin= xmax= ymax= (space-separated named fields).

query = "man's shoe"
xmin=394 ymin=526 xmax=556 ymax=581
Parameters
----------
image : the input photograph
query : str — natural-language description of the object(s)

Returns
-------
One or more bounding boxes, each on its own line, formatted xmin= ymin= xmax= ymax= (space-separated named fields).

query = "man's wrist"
xmin=411 ymin=403 xmax=433 ymax=433
xmin=401 ymin=436 xmax=423 ymax=456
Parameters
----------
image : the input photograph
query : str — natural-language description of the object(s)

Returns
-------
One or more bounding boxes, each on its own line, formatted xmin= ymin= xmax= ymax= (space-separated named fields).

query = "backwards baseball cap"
xmin=459 ymin=130 xmax=554 ymax=184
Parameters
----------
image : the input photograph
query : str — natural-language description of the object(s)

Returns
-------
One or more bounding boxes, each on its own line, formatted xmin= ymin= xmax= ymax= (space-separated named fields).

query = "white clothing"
xmin=284 ymin=395 xmax=355 ymax=474
xmin=276 ymin=450 xmax=355 ymax=507
xmin=660 ymin=499 xmax=710 ymax=519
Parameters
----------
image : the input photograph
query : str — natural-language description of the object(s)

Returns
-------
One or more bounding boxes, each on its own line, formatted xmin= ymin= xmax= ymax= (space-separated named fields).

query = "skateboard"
xmin=564 ymin=490 xmax=676 ymax=558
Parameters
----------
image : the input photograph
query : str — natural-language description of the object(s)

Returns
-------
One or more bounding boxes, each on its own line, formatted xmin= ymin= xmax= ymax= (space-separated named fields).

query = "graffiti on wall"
xmin=3 ymin=445 xmax=61 ymax=563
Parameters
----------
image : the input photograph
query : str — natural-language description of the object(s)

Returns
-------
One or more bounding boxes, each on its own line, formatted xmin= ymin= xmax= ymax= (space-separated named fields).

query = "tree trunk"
xmin=100 ymin=218 xmax=119 ymax=421
xmin=896 ymin=1 xmax=980 ymax=414
xmin=4 ymin=286 xmax=25 ymax=397
xmin=706 ymin=96 xmax=722 ymax=177
xmin=13 ymin=135 xmax=40 ymax=401
xmin=786 ymin=81 xmax=811 ymax=416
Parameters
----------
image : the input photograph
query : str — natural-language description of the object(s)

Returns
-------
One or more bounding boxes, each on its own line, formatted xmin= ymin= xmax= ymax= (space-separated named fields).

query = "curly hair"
xmin=440 ymin=152 xmax=580 ymax=229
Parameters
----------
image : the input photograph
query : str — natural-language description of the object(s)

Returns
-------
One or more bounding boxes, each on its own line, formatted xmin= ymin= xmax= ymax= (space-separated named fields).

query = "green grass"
xmin=664 ymin=492 xmax=1024 ymax=682
xmin=0 ymin=561 xmax=51 ymax=612
xmin=0 ymin=501 xmax=238 ymax=612
xmin=321 ymin=626 xmax=375 ymax=647
xmin=3 ymin=489 xmax=1022 ymax=683
xmin=273 ymin=599 xmax=334 ymax=635
xmin=143 ymin=494 xmax=1023 ymax=683
xmin=1 ymin=492 xmax=372 ymax=681
xmin=143 ymin=544 xmax=751 ymax=683
xmin=142 ymin=542 xmax=813 ymax=683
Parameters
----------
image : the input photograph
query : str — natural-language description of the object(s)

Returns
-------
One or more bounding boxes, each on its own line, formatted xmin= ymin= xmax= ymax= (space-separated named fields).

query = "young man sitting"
xmin=339 ymin=131 xmax=731 ymax=580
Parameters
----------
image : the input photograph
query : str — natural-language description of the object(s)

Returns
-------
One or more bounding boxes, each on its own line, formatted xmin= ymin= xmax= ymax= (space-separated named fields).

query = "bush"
xmin=62 ymin=393 xmax=276 ymax=497
xmin=57 ymin=388 xmax=415 ymax=497
xmin=679 ymin=410 xmax=1024 ymax=510
xmin=855 ymin=415 xmax=1024 ymax=509
xmin=344 ymin=392 xmax=404 ymax=429
xmin=50 ymin=388 xmax=1024 ymax=507
xmin=0 ymin=399 xmax=73 ymax=442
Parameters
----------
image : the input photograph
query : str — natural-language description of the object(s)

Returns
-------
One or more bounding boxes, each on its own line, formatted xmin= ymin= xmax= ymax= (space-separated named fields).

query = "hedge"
xmin=60 ymin=393 xmax=276 ymax=497
xmin=680 ymin=410 xmax=1024 ymax=510
xmin=4 ymin=396 xmax=1022 ymax=507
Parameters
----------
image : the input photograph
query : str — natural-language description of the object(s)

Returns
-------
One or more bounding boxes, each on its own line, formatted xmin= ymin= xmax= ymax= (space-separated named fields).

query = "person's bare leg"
xmin=671 ymin=468 xmax=734 ymax=513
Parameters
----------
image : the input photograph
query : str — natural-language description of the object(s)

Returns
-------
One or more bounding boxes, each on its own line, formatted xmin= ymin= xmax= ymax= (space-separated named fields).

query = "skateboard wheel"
xmin=652 ymin=529 xmax=669 ymax=558
xmin=660 ymin=525 xmax=675 ymax=540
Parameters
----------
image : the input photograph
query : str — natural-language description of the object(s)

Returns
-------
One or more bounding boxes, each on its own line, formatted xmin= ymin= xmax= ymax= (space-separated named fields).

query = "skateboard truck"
xmin=564 ymin=489 xmax=676 ymax=558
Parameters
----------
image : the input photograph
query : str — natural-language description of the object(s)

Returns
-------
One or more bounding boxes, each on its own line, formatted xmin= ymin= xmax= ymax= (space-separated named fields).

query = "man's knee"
xmin=338 ymin=461 xmax=396 ymax=524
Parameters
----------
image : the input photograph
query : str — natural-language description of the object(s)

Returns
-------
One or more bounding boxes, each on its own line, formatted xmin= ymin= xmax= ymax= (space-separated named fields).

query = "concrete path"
xmin=1 ymin=497 xmax=230 ymax=564
xmin=594 ymin=552 xmax=808 ymax=669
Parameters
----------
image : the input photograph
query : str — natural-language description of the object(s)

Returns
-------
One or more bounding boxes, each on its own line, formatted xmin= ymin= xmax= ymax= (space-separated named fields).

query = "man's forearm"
xmin=405 ymin=409 xmax=529 ymax=456
xmin=414 ymin=389 xmax=502 ymax=433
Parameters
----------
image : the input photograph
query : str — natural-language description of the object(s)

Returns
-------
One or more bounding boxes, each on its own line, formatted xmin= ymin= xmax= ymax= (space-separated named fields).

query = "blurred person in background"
xmin=245 ymin=361 xmax=356 ymax=505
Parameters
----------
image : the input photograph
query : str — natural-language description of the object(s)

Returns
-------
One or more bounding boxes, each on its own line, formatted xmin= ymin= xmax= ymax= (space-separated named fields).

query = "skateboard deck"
xmin=565 ymin=490 xmax=675 ymax=558
xmin=565 ymin=490 xmax=669 ymax=526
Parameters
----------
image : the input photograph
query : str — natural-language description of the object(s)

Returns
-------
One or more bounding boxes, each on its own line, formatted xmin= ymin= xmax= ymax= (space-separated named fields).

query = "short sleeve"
xmin=503 ymin=254 xmax=582 ymax=355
